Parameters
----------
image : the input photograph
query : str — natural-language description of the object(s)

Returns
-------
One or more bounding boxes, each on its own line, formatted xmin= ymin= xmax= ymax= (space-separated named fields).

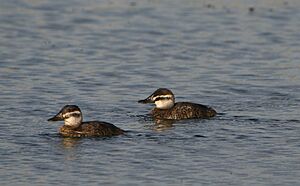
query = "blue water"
xmin=1 ymin=0 xmax=300 ymax=185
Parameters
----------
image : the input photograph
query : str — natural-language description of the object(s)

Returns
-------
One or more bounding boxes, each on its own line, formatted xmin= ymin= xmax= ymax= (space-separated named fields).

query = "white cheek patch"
xmin=65 ymin=116 xmax=82 ymax=127
xmin=155 ymin=99 xmax=174 ymax=109
xmin=63 ymin=111 xmax=81 ymax=118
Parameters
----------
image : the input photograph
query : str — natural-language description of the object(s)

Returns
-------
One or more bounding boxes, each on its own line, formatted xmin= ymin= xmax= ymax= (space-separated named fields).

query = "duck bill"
xmin=47 ymin=112 xmax=63 ymax=121
xmin=138 ymin=96 xmax=154 ymax=104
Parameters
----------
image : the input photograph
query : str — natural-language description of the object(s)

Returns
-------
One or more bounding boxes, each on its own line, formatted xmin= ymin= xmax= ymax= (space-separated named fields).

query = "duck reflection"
xmin=60 ymin=137 xmax=81 ymax=149
xmin=57 ymin=137 xmax=83 ymax=161
xmin=136 ymin=114 xmax=176 ymax=131
xmin=152 ymin=119 xmax=175 ymax=132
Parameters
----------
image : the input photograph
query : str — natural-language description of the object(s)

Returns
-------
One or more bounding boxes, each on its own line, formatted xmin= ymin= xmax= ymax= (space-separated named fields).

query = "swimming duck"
xmin=48 ymin=105 xmax=124 ymax=137
xmin=138 ymin=88 xmax=216 ymax=120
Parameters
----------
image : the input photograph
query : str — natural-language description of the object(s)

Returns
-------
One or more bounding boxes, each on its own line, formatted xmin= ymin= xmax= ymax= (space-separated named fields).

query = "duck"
xmin=138 ymin=88 xmax=216 ymax=120
xmin=48 ymin=105 xmax=124 ymax=137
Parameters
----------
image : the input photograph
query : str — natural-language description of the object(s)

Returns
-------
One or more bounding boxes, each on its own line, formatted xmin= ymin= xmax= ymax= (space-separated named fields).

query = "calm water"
xmin=1 ymin=0 xmax=300 ymax=185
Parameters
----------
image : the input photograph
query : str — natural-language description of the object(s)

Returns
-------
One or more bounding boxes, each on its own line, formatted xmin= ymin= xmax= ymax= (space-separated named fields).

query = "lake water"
xmin=1 ymin=0 xmax=300 ymax=185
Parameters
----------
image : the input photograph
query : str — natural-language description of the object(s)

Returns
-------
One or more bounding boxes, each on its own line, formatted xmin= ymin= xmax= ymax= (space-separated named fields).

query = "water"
xmin=1 ymin=0 xmax=300 ymax=185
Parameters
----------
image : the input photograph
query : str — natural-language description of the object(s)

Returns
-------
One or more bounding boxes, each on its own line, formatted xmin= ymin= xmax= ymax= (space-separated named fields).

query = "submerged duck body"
xmin=139 ymin=88 xmax=216 ymax=120
xmin=48 ymin=105 xmax=124 ymax=137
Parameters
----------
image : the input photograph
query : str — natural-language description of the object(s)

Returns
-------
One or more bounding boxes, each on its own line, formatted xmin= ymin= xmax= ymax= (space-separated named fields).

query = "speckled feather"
xmin=59 ymin=121 xmax=124 ymax=137
xmin=151 ymin=102 xmax=216 ymax=120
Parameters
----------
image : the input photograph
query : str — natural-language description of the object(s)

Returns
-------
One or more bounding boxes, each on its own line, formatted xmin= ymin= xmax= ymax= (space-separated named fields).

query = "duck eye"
xmin=154 ymin=96 xmax=170 ymax=102
xmin=67 ymin=113 xmax=80 ymax=118
xmin=63 ymin=112 xmax=81 ymax=118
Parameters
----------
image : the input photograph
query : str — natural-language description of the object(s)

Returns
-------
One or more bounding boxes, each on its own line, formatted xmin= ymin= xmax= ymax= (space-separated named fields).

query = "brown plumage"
xmin=139 ymin=88 xmax=217 ymax=120
xmin=59 ymin=121 xmax=125 ymax=137
xmin=151 ymin=102 xmax=216 ymax=120
xmin=48 ymin=105 xmax=125 ymax=138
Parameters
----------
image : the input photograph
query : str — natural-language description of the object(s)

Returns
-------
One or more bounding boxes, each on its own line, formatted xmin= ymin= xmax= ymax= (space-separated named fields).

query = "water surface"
xmin=1 ymin=0 xmax=300 ymax=185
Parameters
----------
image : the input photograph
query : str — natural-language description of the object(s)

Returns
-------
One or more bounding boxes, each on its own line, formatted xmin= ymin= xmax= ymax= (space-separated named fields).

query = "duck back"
xmin=151 ymin=102 xmax=216 ymax=120
xmin=59 ymin=121 xmax=124 ymax=137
